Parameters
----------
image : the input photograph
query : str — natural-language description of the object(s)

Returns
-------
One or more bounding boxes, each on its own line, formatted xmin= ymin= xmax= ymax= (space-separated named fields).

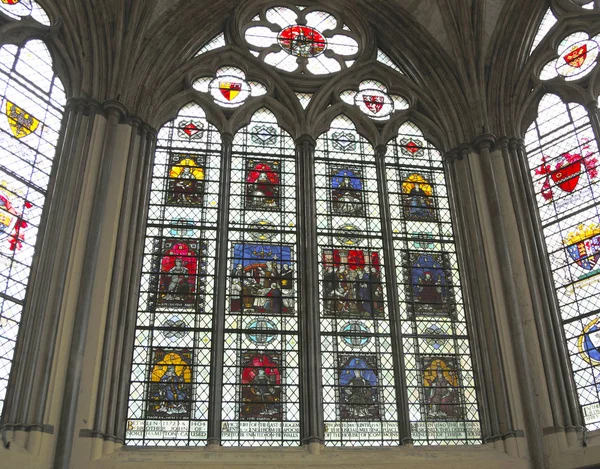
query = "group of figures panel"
xmin=230 ymin=243 xmax=294 ymax=316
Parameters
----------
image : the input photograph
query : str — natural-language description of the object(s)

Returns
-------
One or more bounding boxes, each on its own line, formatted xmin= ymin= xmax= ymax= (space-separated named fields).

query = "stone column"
xmin=444 ymin=146 xmax=501 ymax=444
xmin=295 ymin=135 xmax=324 ymax=448
xmin=76 ymin=116 xmax=157 ymax=455
xmin=474 ymin=135 xmax=548 ymax=467
xmin=507 ymin=138 xmax=583 ymax=444
xmin=52 ymin=101 xmax=137 ymax=469
xmin=444 ymin=142 xmax=529 ymax=457
xmin=373 ymin=144 xmax=411 ymax=444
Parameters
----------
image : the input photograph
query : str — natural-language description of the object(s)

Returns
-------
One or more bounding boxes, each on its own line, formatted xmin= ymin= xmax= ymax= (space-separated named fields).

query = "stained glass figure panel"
xmin=126 ymin=103 xmax=221 ymax=445
xmin=0 ymin=40 xmax=64 ymax=417
xmin=386 ymin=122 xmax=481 ymax=445
xmin=317 ymin=116 xmax=399 ymax=446
xmin=525 ymin=94 xmax=600 ymax=430
xmin=222 ymin=109 xmax=300 ymax=446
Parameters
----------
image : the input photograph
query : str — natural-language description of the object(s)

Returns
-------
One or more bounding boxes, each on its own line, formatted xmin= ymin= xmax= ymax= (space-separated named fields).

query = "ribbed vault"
xmin=21 ymin=0 xmax=562 ymax=148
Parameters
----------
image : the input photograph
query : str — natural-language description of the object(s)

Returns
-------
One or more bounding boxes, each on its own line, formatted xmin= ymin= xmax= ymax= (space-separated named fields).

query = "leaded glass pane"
xmin=525 ymin=94 xmax=600 ymax=430
xmin=0 ymin=39 xmax=64 ymax=417
xmin=221 ymin=109 xmax=300 ymax=446
xmin=126 ymin=103 xmax=221 ymax=445
xmin=387 ymin=122 xmax=481 ymax=445
xmin=529 ymin=8 xmax=558 ymax=55
xmin=0 ymin=0 xmax=50 ymax=24
xmin=317 ymin=115 xmax=399 ymax=446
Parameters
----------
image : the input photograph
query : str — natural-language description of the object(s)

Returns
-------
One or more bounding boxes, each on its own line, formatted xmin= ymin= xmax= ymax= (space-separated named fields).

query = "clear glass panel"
xmin=195 ymin=33 xmax=226 ymax=57
xmin=221 ymin=109 xmax=300 ymax=446
xmin=386 ymin=122 xmax=481 ymax=445
xmin=530 ymin=8 xmax=558 ymax=55
xmin=125 ymin=103 xmax=222 ymax=445
xmin=377 ymin=49 xmax=404 ymax=75
xmin=525 ymin=94 xmax=600 ymax=431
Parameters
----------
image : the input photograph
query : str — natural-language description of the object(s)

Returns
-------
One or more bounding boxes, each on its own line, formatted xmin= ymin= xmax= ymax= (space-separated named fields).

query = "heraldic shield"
xmin=6 ymin=100 xmax=39 ymax=139
xmin=567 ymin=235 xmax=600 ymax=271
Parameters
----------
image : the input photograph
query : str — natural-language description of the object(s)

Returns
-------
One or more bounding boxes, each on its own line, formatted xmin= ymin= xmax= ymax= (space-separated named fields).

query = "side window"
xmin=0 ymin=39 xmax=65 ymax=416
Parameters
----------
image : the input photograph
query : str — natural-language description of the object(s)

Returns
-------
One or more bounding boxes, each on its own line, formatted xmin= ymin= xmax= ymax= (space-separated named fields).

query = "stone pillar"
xmin=82 ymin=116 xmax=156 ymax=455
xmin=507 ymin=138 xmax=583 ymax=444
xmin=295 ymin=134 xmax=324 ymax=448
xmin=47 ymin=102 xmax=153 ymax=469
xmin=444 ymin=141 xmax=532 ymax=459
xmin=444 ymin=146 xmax=502 ymax=444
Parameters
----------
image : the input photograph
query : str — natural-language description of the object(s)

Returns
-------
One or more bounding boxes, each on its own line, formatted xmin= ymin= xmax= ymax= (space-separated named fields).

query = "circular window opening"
xmin=277 ymin=25 xmax=327 ymax=57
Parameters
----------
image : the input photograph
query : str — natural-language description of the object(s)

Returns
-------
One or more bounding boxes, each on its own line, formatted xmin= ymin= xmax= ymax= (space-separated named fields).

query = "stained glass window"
xmin=525 ymin=94 xmax=600 ymax=430
xmin=0 ymin=39 xmax=64 ymax=417
xmin=195 ymin=33 xmax=226 ymax=57
xmin=0 ymin=0 xmax=50 ymax=25
xmin=316 ymin=116 xmax=399 ymax=445
xmin=125 ymin=76 xmax=482 ymax=444
xmin=540 ymin=32 xmax=600 ymax=81
xmin=244 ymin=6 xmax=359 ymax=75
xmin=376 ymin=49 xmax=404 ymax=75
xmin=386 ymin=122 xmax=481 ymax=444
xmin=192 ymin=67 xmax=267 ymax=109
xmin=339 ymin=81 xmax=409 ymax=121
xmin=221 ymin=109 xmax=299 ymax=446
xmin=126 ymin=103 xmax=221 ymax=445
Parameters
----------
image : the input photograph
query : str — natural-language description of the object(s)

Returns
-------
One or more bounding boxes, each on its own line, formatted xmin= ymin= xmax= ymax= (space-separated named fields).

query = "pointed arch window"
xmin=316 ymin=115 xmax=398 ymax=445
xmin=387 ymin=122 xmax=481 ymax=444
xmin=222 ymin=109 xmax=300 ymax=445
xmin=0 ymin=37 xmax=66 ymax=416
xmin=125 ymin=105 xmax=483 ymax=446
xmin=126 ymin=4 xmax=482 ymax=441
xmin=126 ymin=103 xmax=222 ymax=445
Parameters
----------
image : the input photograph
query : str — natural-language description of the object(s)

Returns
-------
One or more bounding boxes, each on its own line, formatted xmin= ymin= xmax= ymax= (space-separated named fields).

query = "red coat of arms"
xmin=535 ymin=146 xmax=598 ymax=202
xmin=363 ymin=95 xmax=384 ymax=114
xmin=564 ymin=44 xmax=588 ymax=69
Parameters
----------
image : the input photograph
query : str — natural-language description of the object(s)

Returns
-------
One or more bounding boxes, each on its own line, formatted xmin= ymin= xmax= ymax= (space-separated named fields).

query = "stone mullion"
xmin=512 ymin=139 xmax=583 ymax=436
xmin=374 ymin=145 xmax=411 ymax=444
xmin=207 ymin=132 xmax=233 ymax=445
xmin=113 ymin=125 xmax=156 ymax=442
xmin=2 ymin=100 xmax=97 ymax=432
xmin=295 ymin=135 xmax=323 ymax=446
xmin=444 ymin=149 xmax=498 ymax=443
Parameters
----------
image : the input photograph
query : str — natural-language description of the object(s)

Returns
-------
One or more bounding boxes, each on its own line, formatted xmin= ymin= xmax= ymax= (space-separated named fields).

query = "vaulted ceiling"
xmin=25 ymin=0 xmax=561 ymax=145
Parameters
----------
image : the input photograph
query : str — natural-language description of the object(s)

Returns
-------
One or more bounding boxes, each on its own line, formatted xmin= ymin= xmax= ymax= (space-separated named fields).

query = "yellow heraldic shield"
xmin=6 ymin=100 xmax=40 ymax=139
